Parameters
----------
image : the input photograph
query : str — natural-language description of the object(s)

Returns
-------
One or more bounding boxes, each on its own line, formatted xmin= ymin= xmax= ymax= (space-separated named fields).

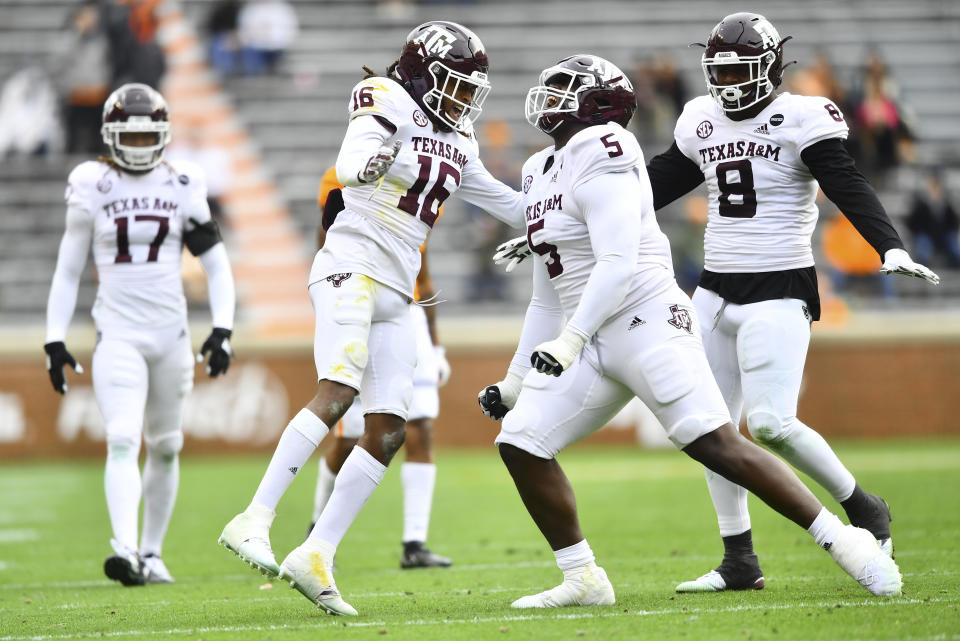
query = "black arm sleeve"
xmin=184 ymin=218 xmax=223 ymax=256
xmin=801 ymin=138 xmax=904 ymax=257
xmin=646 ymin=142 xmax=705 ymax=211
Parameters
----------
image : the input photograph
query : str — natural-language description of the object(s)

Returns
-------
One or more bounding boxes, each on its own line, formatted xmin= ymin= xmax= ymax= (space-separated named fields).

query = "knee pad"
xmin=746 ymin=409 xmax=788 ymax=446
xmin=106 ymin=432 xmax=141 ymax=461
xmin=144 ymin=430 xmax=183 ymax=460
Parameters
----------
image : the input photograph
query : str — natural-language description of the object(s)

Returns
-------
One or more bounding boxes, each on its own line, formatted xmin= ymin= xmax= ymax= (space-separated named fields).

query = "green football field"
xmin=2 ymin=439 xmax=959 ymax=640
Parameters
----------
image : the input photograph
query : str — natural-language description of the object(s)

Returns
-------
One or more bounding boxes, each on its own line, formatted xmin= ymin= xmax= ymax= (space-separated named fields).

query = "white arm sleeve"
xmin=45 ymin=205 xmax=93 ymax=343
xmin=507 ymin=260 xmax=564 ymax=379
xmin=565 ymin=170 xmax=644 ymax=338
xmin=335 ymin=115 xmax=392 ymax=187
xmin=197 ymin=242 xmax=236 ymax=330
xmin=457 ymin=157 xmax=525 ymax=229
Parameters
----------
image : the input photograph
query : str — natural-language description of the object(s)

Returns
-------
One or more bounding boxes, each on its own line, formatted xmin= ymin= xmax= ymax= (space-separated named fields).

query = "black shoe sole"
xmin=104 ymin=555 xmax=147 ymax=586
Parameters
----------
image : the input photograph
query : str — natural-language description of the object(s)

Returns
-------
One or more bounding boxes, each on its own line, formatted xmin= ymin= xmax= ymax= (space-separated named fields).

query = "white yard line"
xmin=1 ymin=597 xmax=955 ymax=640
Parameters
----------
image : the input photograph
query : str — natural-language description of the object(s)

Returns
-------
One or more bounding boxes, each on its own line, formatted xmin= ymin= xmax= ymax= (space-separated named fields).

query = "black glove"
xmin=44 ymin=341 xmax=82 ymax=394
xmin=530 ymin=350 xmax=563 ymax=377
xmin=478 ymin=385 xmax=511 ymax=420
xmin=199 ymin=327 xmax=233 ymax=377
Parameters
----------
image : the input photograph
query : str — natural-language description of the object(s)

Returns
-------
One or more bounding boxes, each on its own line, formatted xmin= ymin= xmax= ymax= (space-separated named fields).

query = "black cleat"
xmin=401 ymin=541 xmax=452 ymax=569
xmin=676 ymin=554 xmax=765 ymax=593
xmin=104 ymin=553 xmax=148 ymax=586
xmin=849 ymin=493 xmax=894 ymax=557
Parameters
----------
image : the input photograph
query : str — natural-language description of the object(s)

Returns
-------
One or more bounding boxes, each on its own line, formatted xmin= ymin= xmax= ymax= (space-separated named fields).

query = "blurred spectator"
xmin=821 ymin=208 xmax=894 ymax=299
xmin=0 ymin=66 xmax=63 ymax=157
xmin=851 ymin=51 xmax=913 ymax=185
xmin=906 ymin=170 xmax=960 ymax=269
xmin=205 ymin=0 xmax=242 ymax=76
xmin=101 ymin=0 xmax=167 ymax=89
xmin=629 ymin=54 xmax=687 ymax=148
xmin=238 ymin=0 xmax=299 ymax=75
xmin=51 ymin=2 xmax=111 ymax=154
xmin=164 ymin=121 xmax=231 ymax=224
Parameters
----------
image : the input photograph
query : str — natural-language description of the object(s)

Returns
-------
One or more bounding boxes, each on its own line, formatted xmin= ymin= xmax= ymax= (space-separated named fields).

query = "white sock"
xmin=704 ymin=466 xmax=751 ymax=536
xmin=807 ymin=507 xmax=845 ymax=549
xmin=140 ymin=450 xmax=178 ymax=557
xmin=251 ymin=411 xmax=329 ymax=511
xmin=309 ymin=446 xmax=386 ymax=549
xmin=104 ymin=442 xmax=142 ymax=552
xmin=312 ymin=459 xmax=337 ymax=523
xmin=401 ymin=462 xmax=436 ymax=543
xmin=771 ymin=420 xmax=857 ymax=502
xmin=554 ymin=539 xmax=595 ymax=571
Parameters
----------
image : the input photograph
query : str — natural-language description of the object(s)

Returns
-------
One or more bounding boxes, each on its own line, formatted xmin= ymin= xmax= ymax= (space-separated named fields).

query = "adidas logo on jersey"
xmin=753 ymin=123 xmax=769 ymax=135
xmin=628 ymin=316 xmax=645 ymax=330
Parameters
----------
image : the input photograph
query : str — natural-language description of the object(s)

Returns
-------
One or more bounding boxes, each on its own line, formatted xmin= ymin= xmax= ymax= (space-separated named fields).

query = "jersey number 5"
xmin=397 ymin=154 xmax=460 ymax=227
xmin=527 ymin=219 xmax=564 ymax=278
xmin=114 ymin=215 xmax=170 ymax=263
xmin=716 ymin=159 xmax=757 ymax=218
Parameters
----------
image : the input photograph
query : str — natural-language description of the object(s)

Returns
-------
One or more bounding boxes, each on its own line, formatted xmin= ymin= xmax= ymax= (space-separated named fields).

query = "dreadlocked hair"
xmin=362 ymin=62 xmax=401 ymax=82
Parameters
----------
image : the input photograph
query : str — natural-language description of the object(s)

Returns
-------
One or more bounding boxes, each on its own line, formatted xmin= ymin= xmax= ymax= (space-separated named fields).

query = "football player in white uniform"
xmin=479 ymin=54 xmax=902 ymax=609
xmin=219 ymin=21 xmax=522 ymax=615
xmin=44 ymin=83 xmax=236 ymax=586
xmin=641 ymin=13 xmax=939 ymax=594
xmin=308 ymin=167 xmax=452 ymax=569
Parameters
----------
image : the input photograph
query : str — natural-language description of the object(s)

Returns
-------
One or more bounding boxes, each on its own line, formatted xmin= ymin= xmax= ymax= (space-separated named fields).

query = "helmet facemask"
xmin=702 ymin=50 xmax=777 ymax=112
xmin=102 ymin=117 xmax=171 ymax=171
xmin=423 ymin=61 xmax=490 ymax=133
xmin=525 ymin=67 xmax=589 ymax=133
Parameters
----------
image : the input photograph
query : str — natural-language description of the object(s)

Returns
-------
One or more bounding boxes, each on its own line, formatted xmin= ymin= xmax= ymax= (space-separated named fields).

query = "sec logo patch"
xmin=413 ymin=110 xmax=429 ymax=127
xmin=522 ymin=175 xmax=533 ymax=193
xmin=696 ymin=120 xmax=713 ymax=139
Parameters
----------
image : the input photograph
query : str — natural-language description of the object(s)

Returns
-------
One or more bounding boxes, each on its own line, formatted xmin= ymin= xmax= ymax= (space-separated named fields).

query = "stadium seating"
xmin=2 ymin=0 xmax=959 ymax=327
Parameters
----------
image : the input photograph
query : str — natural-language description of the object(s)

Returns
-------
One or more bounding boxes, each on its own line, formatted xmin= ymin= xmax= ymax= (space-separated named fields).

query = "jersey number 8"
xmin=716 ymin=159 xmax=757 ymax=218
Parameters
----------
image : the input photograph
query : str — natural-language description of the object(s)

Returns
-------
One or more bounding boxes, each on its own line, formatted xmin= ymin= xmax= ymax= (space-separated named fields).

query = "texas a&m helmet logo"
xmin=667 ymin=304 xmax=694 ymax=334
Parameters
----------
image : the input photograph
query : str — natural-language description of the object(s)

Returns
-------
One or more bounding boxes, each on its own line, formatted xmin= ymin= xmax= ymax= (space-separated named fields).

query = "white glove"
xmin=478 ymin=372 xmax=524 ymax=420
xmin=531 ymin=327 xmax=588 ymax=377
xmin=880 ymin=248 xmax=940 ymax=285
xmin=359 ymin=140 xmax=402 ymax=184
xmin=435 ymin=345 xmax=451 ymax=387
xmin=493 ymin=236 xmax=533 ymax=273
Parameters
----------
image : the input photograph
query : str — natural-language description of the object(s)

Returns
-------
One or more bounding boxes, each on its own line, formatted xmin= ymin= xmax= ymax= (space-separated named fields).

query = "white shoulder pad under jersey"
xmin=673 ymin=93 xmax=848 ymax=273
xmin=564 ymin=122 xmax=644 ymax=189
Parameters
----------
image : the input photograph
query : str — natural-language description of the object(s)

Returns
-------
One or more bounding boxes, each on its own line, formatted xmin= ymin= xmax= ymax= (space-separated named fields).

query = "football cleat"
xmin=400 ymin=541 xmax=452 ymax=569
xmin=676 ymin=554 xmax=765 ymax=593
xmin=218 ymin=504 xmax=280 ymax=577
xmin=828 ymin=525 xmax=903 ymax=596
xmin=279 ymin=541 xmax=357 ymax=616
xmin=104 ymin=540 xmax=148 ymax=587
xmin=142 ymin=554 xmax=174 ymax=583
xmin=676 ymin=569 xmax=765 ymax=593
xmin=849 ymin=494 xmax=894 ymax=558
xmin=511 ymin=562 xmax=615 ymax=608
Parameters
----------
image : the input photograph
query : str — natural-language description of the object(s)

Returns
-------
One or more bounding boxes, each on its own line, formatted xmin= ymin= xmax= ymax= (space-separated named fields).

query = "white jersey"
xmin=65 ymin=159 xmax=212 ymax=328
xmin=520 ymin=123 xmax=675 ymax=324
xmin=312 ymin=76 xmax=522 ymax=299
xmin=674 ymin=93 xmax=848 ymax=273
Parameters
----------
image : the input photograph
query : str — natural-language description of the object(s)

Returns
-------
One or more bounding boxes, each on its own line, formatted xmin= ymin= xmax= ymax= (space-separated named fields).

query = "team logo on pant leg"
xmin=667 ymin=304 xmax=694 ymax=334
xmin=325 ymin=273 xmax=353 ymax=288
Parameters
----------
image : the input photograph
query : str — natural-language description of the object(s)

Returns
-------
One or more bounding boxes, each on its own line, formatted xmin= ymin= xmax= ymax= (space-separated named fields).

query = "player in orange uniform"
xmin=311 ymin=167 xmax=453 ymax=569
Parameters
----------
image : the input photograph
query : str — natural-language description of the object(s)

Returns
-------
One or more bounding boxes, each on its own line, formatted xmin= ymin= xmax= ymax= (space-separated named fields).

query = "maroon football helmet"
xmin=100 ymin=83 xmax=171 ymax=171
xmin=700 ymin=13 xmax=791 ymax=112
xmin=525 ymin=54 xmax=636 ymax=134
xmin=395 ymin=21 xmax=491 ymax=134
